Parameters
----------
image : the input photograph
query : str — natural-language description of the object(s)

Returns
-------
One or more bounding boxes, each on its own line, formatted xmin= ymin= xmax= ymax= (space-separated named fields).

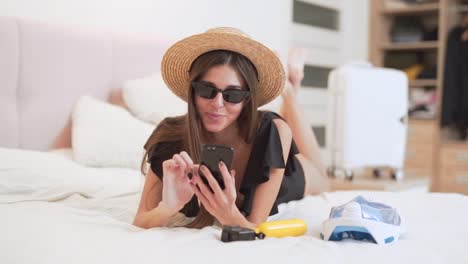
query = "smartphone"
xmin=199 ymin=144 xmax=234 ymax=190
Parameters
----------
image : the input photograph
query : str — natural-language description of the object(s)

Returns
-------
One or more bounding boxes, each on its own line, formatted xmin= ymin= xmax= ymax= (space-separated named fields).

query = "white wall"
xmin=341 ymin=0 xmax=370 ymax=64
xmin=0 ymin=0 xmax=369 ymax=64
xmin=0 ymin=0 xmax=291 ymax=54
xmin=291 ymin=0 xmax=370 ymax=115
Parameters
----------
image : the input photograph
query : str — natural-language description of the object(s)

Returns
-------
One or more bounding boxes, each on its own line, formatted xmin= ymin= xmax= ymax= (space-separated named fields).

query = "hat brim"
xmin=161 ymin=32 xmax=285 ymax=107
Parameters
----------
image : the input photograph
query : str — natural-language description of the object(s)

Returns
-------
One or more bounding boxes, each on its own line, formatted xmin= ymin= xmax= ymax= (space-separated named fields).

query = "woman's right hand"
xmin=160 ymin=151 xmax=196 ymax=213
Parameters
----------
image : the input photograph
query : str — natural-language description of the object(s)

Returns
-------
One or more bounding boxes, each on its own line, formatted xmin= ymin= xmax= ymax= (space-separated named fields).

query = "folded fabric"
xmin=321 ymin=196 xmax=404 ymax=245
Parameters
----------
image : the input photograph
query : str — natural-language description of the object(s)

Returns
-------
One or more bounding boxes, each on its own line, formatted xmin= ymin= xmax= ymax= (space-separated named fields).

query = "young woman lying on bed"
xmin=133 ymin=28 xmax=329 ymax=229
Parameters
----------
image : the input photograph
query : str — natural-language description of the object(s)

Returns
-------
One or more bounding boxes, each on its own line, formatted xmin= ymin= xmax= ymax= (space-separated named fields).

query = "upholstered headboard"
xmin=0 ymin=16 xmax=172 ymax=150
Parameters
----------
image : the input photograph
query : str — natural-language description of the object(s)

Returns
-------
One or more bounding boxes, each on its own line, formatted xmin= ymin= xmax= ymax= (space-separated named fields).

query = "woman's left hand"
xmin=191 ymin=161 xmax=241 ymax=226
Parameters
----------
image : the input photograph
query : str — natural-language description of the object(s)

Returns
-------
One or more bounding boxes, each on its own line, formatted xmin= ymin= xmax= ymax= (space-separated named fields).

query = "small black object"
xmin=221 ymin=226 xmax=257 ymax=242
xmin=373 ymin=168 xmax=382 ymax=178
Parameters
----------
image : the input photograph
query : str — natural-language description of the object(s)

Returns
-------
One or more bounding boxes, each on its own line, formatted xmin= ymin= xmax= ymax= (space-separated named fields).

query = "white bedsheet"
xmin=1 ymin=148 xmax=467 ymax=264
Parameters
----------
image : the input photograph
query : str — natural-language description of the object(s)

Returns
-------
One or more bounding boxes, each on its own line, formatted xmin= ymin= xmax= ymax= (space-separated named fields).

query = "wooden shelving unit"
xmin=370 ymin=0 xmax=468 ymax=195
xmin=381 ymin=2 xmax=440 ymax=15
xmin=409 ymin=116 xmax=436 ymax=122
xmin=381 ymin=41 xmax=439 ymax=50
xmin=409 ymin=79 xmax=438 ymax=87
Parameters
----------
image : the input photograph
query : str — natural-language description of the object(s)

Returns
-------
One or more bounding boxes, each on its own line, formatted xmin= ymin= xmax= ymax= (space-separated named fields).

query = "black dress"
xmin=144 ymin=111 xmax=306 ymax=217
xmin=441 ymin=26 xmax=468 ymax=139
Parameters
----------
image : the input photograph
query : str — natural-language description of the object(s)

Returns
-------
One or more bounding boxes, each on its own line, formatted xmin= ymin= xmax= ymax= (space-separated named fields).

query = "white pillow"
xmin=122 ymin=72 xmax=187 ymax=124
xmin=72 ymin=96 xmax=154 ymax=169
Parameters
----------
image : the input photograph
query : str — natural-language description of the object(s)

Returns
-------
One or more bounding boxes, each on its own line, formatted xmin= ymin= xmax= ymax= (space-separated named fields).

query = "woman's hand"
xmin=191 ymin=161 xmax=242 ymax=226
xmin=160 ymin=151 xmax=196 ymax=213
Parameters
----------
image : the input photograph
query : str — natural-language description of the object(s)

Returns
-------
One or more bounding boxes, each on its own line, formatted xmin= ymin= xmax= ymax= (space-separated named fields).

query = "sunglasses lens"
xmin=193 ymin=83 xmax=217 ymax=99
xmin=192 ymin=82 xmax=249 ymax=103
xmin=223 ymin=90 xmax=248 ymax=103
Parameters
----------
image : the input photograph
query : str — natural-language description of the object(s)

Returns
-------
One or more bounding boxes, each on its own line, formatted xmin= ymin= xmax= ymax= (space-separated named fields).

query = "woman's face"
xmin=195 ymin=64 xmax=246 ymax=134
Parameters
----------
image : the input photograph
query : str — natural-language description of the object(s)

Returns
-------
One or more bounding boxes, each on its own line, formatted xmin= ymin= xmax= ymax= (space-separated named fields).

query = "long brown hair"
xmin=141 ymin=50 xmax=260 ymax=228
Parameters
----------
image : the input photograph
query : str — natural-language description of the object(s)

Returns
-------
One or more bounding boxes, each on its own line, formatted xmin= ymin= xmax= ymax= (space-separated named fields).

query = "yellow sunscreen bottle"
xmin=254 ymin=219 xmax=307 ymax=239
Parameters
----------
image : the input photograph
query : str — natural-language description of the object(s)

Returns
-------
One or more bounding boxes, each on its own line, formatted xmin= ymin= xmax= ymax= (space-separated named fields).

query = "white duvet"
xmin=1 ymin=148 xmax=467 ymax=264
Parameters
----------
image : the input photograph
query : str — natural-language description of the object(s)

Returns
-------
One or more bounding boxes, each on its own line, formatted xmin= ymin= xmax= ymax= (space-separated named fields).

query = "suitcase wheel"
xmin=327 ymin=167 xmax=336 ymax=178
xmin=327 ymin=167 xmax=354 ymax=181
xmin=344 ymin=170 xmax=354 ymax=181
xmin=391 ymin=169 xmax=404 ymax=181
xmin=373 ymin=169 xmax=382 ymax=178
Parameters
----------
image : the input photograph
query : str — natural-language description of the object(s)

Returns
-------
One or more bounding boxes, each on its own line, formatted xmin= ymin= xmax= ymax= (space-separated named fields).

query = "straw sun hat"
xmin=161 ymin=27 xmax=285 ymax=107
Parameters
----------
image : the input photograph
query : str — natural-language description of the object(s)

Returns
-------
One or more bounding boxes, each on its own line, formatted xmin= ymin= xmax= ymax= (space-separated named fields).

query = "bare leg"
xmin=279 ymin=47 xmax=329 ymax=195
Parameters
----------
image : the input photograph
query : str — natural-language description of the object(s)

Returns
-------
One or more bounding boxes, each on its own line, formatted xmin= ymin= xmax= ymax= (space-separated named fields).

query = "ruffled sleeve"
xmin=142 ymin=127 xmax=199 ymax=217
xmin=145 ymin=140 xmax=180 ymax=179
xmin=240 ymin=111 xmax=300 ymax=216
xmin=143 ymin=116 xmax=187 ymax=179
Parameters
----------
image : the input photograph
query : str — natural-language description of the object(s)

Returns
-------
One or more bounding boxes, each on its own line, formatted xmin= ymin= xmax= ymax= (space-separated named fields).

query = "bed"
xmin=1 ymin=16 xmax=467 ymax=264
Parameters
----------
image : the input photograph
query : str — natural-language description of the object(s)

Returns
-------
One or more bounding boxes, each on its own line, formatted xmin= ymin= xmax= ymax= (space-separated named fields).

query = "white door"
xmin=290 ymin=0 xmax=369 ymax=165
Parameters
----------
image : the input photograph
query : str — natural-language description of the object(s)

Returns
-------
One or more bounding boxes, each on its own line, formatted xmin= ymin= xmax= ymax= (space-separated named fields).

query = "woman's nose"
xmin=211 ymin=91 xmax=224 ymax=108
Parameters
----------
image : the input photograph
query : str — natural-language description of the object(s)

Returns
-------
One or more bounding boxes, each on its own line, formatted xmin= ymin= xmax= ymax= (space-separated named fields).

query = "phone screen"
xmin=199 ymin=144 xmax=234 ymax=190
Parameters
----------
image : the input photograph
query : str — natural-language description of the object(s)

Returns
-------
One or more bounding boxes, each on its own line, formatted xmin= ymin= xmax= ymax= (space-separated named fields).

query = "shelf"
xmin=441 ymin=140 xmax=468 ymax=147
xmin=381 ymin=41 xmax=439 ymax=50
xmin=409 ymin=79 xmax=438 ymax=87
xmin=381 ymin=2 xmax=440 ymax=15
xmin=330 ymin=177 xmax=429 ymax=191
xmin=408 ymin=117 xmax=436 ymax=123
xmin=457 ymin=5 xmax=468 ymax=12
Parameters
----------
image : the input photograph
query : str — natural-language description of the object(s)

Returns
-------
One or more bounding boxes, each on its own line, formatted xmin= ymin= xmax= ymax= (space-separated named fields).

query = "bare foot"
xmin=287 ymin=47 xmax=307 ymax=90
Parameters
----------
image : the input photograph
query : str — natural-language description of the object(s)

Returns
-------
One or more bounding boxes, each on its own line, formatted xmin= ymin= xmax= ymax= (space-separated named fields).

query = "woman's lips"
xmin=205 ymin=112 xmax=224 ymax=121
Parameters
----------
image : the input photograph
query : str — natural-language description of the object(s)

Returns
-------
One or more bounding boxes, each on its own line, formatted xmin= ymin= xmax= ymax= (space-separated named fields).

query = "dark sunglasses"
xmin=192 ymin=81 xmax=250 ymax=104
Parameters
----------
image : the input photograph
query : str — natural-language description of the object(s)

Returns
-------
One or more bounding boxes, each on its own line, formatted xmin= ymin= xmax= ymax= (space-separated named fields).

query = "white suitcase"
xmin=326 ymin=62 xmax=408 ymax=180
